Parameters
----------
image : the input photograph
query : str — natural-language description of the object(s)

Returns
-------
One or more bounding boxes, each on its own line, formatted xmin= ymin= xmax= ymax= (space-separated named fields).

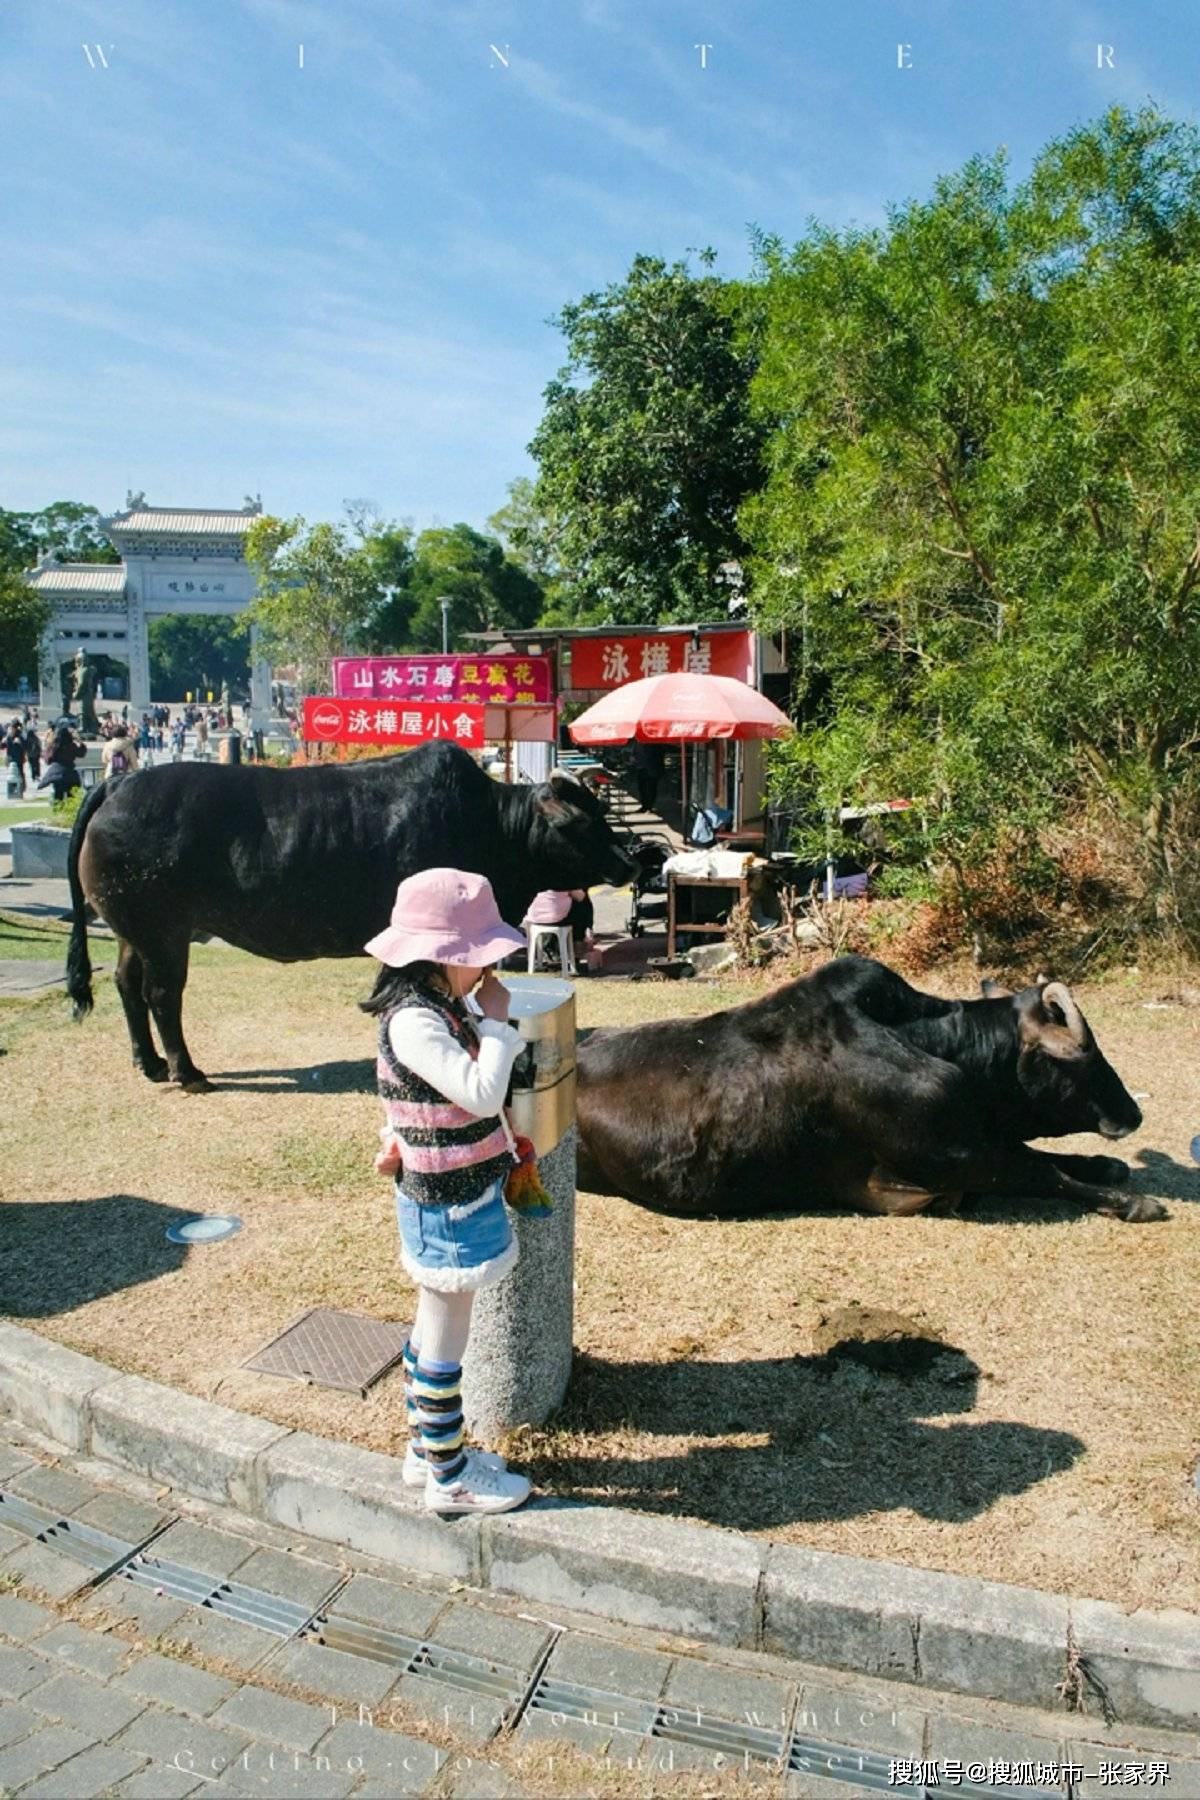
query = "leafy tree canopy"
xmin=528 ymin=252 xmax=768 ymax=626
xmin=0 ymin=570 xmax=51 ymax=691
xmin=147 ymin=615 xmax=250 ymax=703
xmin=406 ymin=523 xmax=543 ymax=652
xmin=241 ymin=514 xmax=382 ymax=693
xmin=0 ymin=502 xmax=118 ymax=573
xmin=745 ymin=105 xmax=1200 ymax=929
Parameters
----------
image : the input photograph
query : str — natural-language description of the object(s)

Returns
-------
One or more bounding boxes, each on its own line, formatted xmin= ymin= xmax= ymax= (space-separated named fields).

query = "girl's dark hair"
xmin=359 ymin=959 xmax=447 ymax=1015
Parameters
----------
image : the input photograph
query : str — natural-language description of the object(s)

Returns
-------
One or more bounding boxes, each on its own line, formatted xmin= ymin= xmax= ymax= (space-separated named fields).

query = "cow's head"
xmin=1006 ymin=979 xmax=1142 ymax=1141
xmin=530 ymin=772 xmax=637 ymax=888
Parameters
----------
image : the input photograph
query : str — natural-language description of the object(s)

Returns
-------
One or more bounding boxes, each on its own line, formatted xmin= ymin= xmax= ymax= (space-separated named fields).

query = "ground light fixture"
xmin=165 ymin=1215 xmax=243 ymax=1245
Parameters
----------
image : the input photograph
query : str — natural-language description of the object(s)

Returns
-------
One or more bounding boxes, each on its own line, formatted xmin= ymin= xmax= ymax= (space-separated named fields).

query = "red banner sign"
xmin=570 ymin=631 xmax=754 ymax=689
xmin=303 ymin=698 xmax=485 ymax=747
xmin=332 ymin=654 xmax=553 ymax=706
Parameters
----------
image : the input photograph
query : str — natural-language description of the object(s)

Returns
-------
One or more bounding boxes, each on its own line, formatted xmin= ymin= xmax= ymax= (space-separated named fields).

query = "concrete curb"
xmin=0 ymin=1320 xmax=1197 ymax=1733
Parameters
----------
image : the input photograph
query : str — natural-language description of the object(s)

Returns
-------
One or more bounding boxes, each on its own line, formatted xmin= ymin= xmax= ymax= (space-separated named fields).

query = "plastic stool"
xmin=527 ymin=922 xmax=576 ymax=975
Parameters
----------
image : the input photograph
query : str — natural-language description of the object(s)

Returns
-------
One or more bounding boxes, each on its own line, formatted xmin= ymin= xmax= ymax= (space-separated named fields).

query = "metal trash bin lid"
xmin=500 ymin=976 xmax=575 ymax=1086
xmin=499 ymin=974 xmax=576 ymax=1156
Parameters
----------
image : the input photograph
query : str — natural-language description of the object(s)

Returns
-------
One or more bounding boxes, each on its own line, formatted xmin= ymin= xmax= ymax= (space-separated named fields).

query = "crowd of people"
xmin=4 ymin=708 xmax=90 ymax=802
xmin=2 ymin=698 xmax=261 ymax=802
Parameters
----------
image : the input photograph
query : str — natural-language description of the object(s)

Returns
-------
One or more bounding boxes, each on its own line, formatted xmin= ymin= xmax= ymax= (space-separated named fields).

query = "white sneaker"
xmin=424 ymin=1450 xmax=531 ymax=1514
xmin=402 ymin=1442 xmax=506 ymax=1488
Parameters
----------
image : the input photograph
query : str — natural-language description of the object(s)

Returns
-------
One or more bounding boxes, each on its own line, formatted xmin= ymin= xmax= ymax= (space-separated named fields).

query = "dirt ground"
xmin=2 ymin=911 xmax=1199 ymax=1613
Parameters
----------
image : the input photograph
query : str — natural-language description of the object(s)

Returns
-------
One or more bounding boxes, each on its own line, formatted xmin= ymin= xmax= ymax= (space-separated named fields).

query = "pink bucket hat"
xmin=364 ymin=868 xmax=526 ymax=968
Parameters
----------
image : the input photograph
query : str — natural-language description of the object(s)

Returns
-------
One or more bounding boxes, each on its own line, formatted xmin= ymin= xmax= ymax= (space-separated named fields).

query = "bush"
xmin=47 ymin=788 xmax=85 ymax=830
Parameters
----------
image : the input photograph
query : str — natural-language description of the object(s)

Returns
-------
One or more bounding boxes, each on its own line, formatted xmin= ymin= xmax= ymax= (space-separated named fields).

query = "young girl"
xmin=362 ymin=867 xmax=533 ymax=1514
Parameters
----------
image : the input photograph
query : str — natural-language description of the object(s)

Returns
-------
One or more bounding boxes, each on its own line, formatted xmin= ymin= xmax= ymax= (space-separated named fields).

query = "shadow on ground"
xmin=522 ymin=1328 xmax=1084 ymax=1533
xmin=1128 ymin=1148 xmax=1200 ymax=1203
xmin=0 ymin=1195 xmax=196 ymax=1316
xmin=203 ymin=1058 xmax=375 ymax=1095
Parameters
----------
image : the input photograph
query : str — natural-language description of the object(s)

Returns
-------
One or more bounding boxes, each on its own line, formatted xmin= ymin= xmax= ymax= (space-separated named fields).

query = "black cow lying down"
xmin=576 ymin=955 xmax=1163 ymax=1224
xmin=66 ymin=741 xmax=633 ymax=1092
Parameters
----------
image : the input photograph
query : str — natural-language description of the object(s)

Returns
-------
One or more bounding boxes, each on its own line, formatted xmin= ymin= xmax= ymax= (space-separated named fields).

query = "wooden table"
xmin=666 ymin=871 xmax=752 ymax=958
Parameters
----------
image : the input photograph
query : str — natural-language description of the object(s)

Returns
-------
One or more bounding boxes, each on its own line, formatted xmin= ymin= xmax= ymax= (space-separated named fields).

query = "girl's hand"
xmin=477 ymin=971 xmax=510 ymax=1022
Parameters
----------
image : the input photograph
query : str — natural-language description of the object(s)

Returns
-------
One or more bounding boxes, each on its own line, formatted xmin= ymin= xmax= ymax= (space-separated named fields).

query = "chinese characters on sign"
xmin=332 ymin=655 xmax=553 ymax=706
xmin=165 ymin=581 xmax=226 ymax=595
xmin=303 ymin=698 xmax=485 ymax=748
xmin=571 ymin=631 xmax=754 ymax=689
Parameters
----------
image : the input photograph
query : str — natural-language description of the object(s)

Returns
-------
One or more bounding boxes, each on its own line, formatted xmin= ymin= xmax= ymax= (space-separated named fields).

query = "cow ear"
xmin=980 ymin=977 xmax=1013 ymax=998
xmin=536 ymin=778 xmax=575 ymax=823
xmin=1017 ymin=989 xmax=1088 ymax=1061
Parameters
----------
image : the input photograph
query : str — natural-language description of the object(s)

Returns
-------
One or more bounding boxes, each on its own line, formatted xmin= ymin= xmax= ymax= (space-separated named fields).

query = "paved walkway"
xmin=0 ymin=1425 xmax=1194 ymax=1799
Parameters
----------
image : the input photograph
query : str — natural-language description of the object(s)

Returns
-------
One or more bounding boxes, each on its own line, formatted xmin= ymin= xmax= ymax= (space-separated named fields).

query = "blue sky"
xmin=2 ymin=0 xmax=1195 ymax=536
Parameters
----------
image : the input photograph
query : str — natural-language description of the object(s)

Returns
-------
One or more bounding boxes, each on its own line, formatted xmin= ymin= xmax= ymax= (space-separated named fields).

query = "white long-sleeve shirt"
xmin=386 ymin=1006 xmax=523 ymax=1118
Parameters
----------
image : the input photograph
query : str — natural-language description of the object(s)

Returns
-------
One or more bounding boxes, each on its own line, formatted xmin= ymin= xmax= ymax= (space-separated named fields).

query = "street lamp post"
xmin=439 ymin=596 xmax=452 ymax=656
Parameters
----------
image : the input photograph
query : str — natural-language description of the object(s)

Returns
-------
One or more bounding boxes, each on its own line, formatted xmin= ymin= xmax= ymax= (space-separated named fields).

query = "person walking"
xmin=39 ymin=720 xmax=86 ymax=802
xmin=360 ymin=869 xmax=536 ymax=1516
xmin=101 ymin=727 xmax=139 ymax=778
xmin=4 ymin=719 xmax=27 ymax=798
xmin=23 ymin=721 xmax=42 ymax=788
xmin=631 ymin=740 xmax=666 ymax=814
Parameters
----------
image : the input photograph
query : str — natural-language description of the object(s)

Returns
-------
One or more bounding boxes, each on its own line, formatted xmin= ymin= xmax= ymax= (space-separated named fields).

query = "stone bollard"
xmin=461 ymin=975 xmax=576 ymax=1436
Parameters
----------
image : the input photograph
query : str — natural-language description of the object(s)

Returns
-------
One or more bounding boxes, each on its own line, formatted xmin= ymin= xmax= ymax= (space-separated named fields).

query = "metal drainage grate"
xmin=120 ymin=1552 xmax=331 ymax=1638
xmin=242 ymin=1307 xmax=409 ymax=1396
xmin=527 ymin=1676 xmax=670 ymax=1742
xmin=0 ymin=1490 xmax=147 ymax=1581
xmin=309 ymin=1616 xmax=528 ymax=1709
xmin=529 ymin=1675 xmax=787 ymax=1764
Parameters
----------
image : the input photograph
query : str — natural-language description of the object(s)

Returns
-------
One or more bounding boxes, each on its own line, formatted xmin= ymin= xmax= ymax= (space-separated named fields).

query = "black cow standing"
xmin=576 ymin=954 xmax=1162 ymax=1224
xmin=66 ymin=742 xmax=634 ymax=1092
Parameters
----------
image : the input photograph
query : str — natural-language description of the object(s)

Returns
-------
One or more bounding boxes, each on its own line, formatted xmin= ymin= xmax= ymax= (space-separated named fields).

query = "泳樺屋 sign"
xmin=570 ymin=631 xmax=754 ymax=689
xmin=303 ymin=698 xmax=485 ymax=747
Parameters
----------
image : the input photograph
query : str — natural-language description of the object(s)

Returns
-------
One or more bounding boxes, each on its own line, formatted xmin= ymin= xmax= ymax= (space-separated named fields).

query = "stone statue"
xmin=70 ymin=647 xmax=100 ymax=736
xmin=220 ymin=679 xmax=231 ymax=713
xmin=125 ymin=489 xmax=147 ymax=511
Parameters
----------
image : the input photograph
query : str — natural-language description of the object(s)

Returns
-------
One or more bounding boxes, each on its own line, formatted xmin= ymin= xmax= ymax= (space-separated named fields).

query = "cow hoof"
xmin=1119 ymin=1192 xmax=1168 ymax=1223
xmin=137 ymin=1058 xmax=170 ymax=1083
xmin=177 ymin=1074 xmax=215 ymax=1096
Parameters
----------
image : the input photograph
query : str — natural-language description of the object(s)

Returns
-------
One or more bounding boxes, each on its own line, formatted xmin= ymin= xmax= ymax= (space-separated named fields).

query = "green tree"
xmin=0 ymin=503 xmax=118 ymax=686
xmin=241 ymin=515 xmax=381 ymax=693
xmin=529 ymin=253 xmax=767 ymax=626
xmin=487 ymin=477 xmax=568 ymax=610
xmin=407 ymin=524 xmax=543 ymax=651
xmin=361 ymin=523 xmax=417 ymax=651
xmin=0 ymin=570 xmax=50 ymax=691
xmin=746 ymin=106 xmax=1200 ymax=935
xmin=147 ymin=616 xmax=250 ymax=702
xmin=0 ymin=502 xmax=118 ymax=572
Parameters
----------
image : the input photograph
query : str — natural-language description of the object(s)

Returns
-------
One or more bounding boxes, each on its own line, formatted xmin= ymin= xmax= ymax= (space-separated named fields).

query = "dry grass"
xmin=2 ymin=936 xmax=1199 ymax=1612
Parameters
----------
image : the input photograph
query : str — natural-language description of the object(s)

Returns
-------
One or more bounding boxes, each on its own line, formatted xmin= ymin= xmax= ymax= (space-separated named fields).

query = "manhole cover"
xmin=243 ymin=1307 xmax=408 ymax=1396
xmin=166 ymin=1215 xmax=242 ymax=1244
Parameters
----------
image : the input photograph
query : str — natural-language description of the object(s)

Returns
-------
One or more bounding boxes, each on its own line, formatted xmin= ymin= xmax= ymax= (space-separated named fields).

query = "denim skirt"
xmin=395 ymin=1176 xmax=519 ymax=1293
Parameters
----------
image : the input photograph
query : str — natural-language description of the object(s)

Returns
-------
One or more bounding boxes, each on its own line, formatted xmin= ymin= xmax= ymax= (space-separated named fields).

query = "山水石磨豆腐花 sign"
xmin=332 ymin=654 xmax=553 ymax=706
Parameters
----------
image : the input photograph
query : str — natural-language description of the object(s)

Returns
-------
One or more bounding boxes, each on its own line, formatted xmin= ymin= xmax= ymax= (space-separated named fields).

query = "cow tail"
xmin=66 ymin=780 xmax=108 ymax=1021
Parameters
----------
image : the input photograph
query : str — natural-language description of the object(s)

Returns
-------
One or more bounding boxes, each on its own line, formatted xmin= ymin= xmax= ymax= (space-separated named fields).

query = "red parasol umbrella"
xmin=568 ymin=672 xmax=792 ymax=744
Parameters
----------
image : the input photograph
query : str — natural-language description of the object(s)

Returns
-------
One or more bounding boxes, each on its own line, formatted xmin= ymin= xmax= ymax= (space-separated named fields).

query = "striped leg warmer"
xmin=402 ymin=1338 xmax=424 ymax=1466
xmin=413 ymin=1356 xmax=467 ymax=1485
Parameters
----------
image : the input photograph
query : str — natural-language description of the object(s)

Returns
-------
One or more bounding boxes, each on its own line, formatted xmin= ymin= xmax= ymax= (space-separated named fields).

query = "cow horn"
xmin=1041 ymin=981 xmax=1087 ymax=1047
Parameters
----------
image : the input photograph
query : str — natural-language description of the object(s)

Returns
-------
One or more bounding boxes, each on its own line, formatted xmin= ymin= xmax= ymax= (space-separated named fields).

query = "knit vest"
xmin=378 ymin=981 xmax=516 ymax=1207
